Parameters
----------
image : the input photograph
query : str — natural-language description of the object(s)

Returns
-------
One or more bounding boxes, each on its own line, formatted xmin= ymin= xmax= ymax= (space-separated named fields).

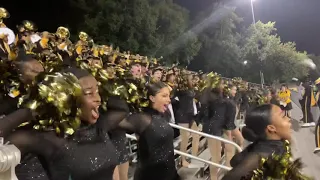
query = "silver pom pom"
xmin=0 ymin=139 xmax=21 ymax=180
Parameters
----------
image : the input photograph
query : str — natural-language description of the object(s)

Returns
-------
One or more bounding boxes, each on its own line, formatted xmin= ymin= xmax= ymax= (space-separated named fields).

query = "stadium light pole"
xmin=251 ymin=0 xmax=265 ymax=88
xmin=251 ymin=0 xmax=256 ymax=25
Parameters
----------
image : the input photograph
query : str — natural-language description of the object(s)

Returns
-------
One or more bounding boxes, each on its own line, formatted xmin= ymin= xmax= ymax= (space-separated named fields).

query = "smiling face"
xmin=149 ymin=86 xmax=171 ymax=113
xmin=78 ymin=75 xmax=101 ymax=124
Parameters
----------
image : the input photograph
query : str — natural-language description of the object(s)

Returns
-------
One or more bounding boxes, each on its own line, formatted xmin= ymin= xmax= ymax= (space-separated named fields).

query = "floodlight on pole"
xmin=250 ymin=0 xmax=256 ymax=25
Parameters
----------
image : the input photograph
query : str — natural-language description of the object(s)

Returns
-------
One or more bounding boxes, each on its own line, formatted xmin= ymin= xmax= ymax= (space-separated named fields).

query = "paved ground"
xmin=290 ymin=92 xmax=320 ymax=179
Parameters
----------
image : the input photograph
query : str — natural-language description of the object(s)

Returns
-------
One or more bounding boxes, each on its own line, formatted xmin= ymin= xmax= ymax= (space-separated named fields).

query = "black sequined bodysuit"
xmin=0 ymin=97 xmax=49 ymax=180
xmin=201 ymin=93 xmax=236 ymax=136
xmin=126 ymin=108 xmax=180 ymax=180
xmin=222 ymin=140 xmax=285 ymax=180
xmin=109 ymin=129 xmax=129 ymax=164
xmin=16 ymin=154 xmax=49 ymax=180
xmin=48 ymin=124 xmax=118 ymax=180
xmin=0 ymin=98 xmax=129 ymax=180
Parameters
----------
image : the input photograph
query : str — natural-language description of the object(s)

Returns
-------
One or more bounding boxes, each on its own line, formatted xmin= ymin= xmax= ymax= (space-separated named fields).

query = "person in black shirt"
xmin=201 ymin=80 xmax=231 ymax=180
xmin=174 ymin=74 xmax=200 ymax=167
xmin=222 ymin=104 xmax=292 ymax=179
xmin=269 ymin=89 xmax=280 ymax=107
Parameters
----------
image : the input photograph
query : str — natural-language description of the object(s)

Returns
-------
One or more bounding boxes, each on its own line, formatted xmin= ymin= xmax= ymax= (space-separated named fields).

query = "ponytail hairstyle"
xmin=242 ymin=104 xmax=273 ymax=142
xmin=146 ymin=81 xmax=168 ymax=98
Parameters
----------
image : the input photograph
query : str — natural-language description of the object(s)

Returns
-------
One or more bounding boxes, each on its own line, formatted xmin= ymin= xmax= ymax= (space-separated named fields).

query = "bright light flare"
xmin=302 ymin=59 xmax=316 ymax=69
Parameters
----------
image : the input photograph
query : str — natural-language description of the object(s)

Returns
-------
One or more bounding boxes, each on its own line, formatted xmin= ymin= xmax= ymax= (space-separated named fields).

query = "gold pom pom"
xmin=19 ymin=72 xmax=82 ymax=137
xmin=249 ymin=141 xmax=312 ymax=180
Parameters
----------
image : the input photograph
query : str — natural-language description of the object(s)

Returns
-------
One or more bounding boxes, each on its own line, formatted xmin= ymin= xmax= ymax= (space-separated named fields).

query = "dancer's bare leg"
xmin=208 ymin=138 xmax=221 ymax=180
xmin=113 ymin=166 xmax=120 ymax=180
xmin=223 ymin=130 xmax=235 ymax=167
xmin=231 ymin=128 xmax=244 ymax=149
xmin=179 ymin=123 xmax=190 ymax=167
xmin=191 ymin=121 xmax=200 ymax=156
xmin=118 ymin=161 xmax=129 ymax=180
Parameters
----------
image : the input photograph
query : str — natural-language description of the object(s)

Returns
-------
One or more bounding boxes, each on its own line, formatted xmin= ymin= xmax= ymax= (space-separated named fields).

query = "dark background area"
xmin=1 ymin=0 xmax=320 ymax=55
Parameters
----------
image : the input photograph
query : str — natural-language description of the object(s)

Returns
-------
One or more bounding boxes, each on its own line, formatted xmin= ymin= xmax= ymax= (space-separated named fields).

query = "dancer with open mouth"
xmin=0 ymin=68 xmax=129 ymax=180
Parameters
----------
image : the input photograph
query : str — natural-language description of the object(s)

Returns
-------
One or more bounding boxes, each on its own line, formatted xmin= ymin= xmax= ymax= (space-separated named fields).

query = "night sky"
xmin=1 ymin=0 xmax=320 ymax=55
xmin=237 ymin=0 xmax=320 ymax=55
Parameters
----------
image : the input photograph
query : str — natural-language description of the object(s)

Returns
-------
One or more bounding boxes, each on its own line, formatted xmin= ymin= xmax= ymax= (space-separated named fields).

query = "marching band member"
xmin=313 ymin=78 xmax=320 ymax=154
xmin=278 ymin=84 xmax=293 ymax=118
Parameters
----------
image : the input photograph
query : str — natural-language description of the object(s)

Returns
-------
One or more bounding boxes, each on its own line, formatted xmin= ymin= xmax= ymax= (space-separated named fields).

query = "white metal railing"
xmin=169 ymin=123 xmax=243 ymax=152
xmin=125 ymin=134 xmax=232 ymax=171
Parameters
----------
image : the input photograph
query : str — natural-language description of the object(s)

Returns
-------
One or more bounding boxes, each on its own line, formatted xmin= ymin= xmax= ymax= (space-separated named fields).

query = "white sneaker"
xmin=301 ymin=123 xmax=311 ymax=127
xmin=313 ymin=147 xmax=320 ymax=154
xmin=187 ymin=163 xmax=204 ymax=168
xmin=173 ymin=141 xmax=179 ymax=148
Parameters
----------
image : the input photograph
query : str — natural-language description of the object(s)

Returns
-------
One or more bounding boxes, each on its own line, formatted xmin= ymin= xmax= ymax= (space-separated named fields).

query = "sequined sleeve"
xmin=7 ymin=130 xmax=69 ymax=179
xmin=0 ymin=97 xmax=19 ymax=115
xmin=6 ymin=130 xmax=58 ymax=157
xmin=0 ymin=108 xmax=34 ymax=138
xmin=98 ymin=96 xmax=130 ymax=131
xmin=124 ymin=113 xmax=152 ymax=134
xmin=222 ymin=153 xmax=262 ymax=180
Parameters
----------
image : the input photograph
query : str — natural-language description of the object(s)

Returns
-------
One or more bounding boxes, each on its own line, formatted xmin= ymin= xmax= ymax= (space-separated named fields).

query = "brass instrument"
xmin=0 ymin=27 xmax=15 ymax=45
xmin=79 ymin=32 xmax=88 ymax=41
xmin=56 ymin=27 xmax=70 ymax=40
xmin=17 ymin=20 xmax=37 ymax=33
xmin=0 ymin=8 xmax=10 ymax=25
xmin=76 ymin=32 xmax=95 ymax=55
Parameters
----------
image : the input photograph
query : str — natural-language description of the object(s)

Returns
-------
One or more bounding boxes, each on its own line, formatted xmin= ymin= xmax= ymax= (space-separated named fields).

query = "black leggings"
xmin=300 ymin=98 xmax=314 ymax=123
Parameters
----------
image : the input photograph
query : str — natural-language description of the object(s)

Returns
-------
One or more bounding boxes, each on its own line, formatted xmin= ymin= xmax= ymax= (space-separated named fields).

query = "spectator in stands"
xmin=151 ymin=68 xmax=163 ymax=82
xmin=130 ymin=62 xmax=142 ymax=79
xmin=114 ymin=56 xmax=127 ymax=68
xmin=269 ymin=89 xmax=280 ymax=106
